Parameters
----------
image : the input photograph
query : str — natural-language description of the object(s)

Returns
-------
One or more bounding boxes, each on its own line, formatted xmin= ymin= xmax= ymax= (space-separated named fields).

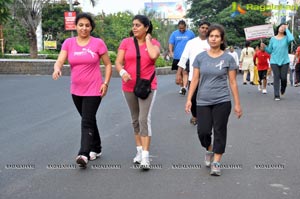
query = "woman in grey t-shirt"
xmin=185 ymin=24 xmax=242 ymax=176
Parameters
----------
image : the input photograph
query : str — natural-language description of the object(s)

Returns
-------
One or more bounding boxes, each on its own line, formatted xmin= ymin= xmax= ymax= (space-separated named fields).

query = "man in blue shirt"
xmin=169 ymin=20 xmax=195 ymax=95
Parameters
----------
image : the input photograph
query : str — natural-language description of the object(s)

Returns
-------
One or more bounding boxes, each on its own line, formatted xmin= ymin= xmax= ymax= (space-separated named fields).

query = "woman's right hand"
xmin=121 ymin=72 xmax=132 ymax=82
xmin=52 ymin=69 xmax=62 ymax=80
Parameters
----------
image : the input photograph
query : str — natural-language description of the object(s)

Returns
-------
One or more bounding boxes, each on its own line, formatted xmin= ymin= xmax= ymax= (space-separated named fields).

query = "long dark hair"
xmin=129 ymin=15 xmax=153 ymax=36
xmin=207 ymin=24 xmax=227 ymax=50
xmin=275 ymin=23 xmax=287 ymax=36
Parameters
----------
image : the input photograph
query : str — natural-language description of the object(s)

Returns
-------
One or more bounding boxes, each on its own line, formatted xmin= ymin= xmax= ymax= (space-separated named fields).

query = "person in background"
xmin=52 ymin=13 xmax=112 ymax=168
xmin=294 ymin=45 xmax=300 ymax=87
xmin=169 ymin=20 xmax=195 ymax=95
xmin=253 ymin=43 xmax=270 ymax=94
xmin=11 ymin=48 xmax=17 ymax=54
xmin=115 ymin=15 xmax=160 ymax=170
xmin=288 ymin=51 xmax=296 ymax=86
xmin=261 ymin=23 xmax=294 ymax=100
xmin=185 ymin=24 xmax=242 ymax=176
xmin=253 ymin=45 xmax=260 ymax=85
xmin=227 ymin=46 xmax=239 ymax=67
xmin=240 ymin=41 xmax=255 ymax=85
xmin=176 ymin=21 xmax=210 ymax=125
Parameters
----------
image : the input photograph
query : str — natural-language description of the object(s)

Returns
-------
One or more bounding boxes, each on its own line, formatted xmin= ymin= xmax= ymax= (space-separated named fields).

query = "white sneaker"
xmin=140 ymin=157 xmax=150 ymax=170
xmin=89 ymin=151 xmax=102 ymax=161
xmin=133 ymin=151 xmax=142 ymax=164
xmin=76 ymin=155 xmax=88 ymax=168
xmin=258 ymin=85 xmax=262 ymax=91
xmin=262 ymin=89 xmax=267 ymax=94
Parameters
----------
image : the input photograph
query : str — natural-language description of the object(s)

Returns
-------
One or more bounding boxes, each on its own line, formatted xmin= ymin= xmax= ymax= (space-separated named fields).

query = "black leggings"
xmin=196 ymin=102 xmax=231 ymax=154
xmin=188 ymin=81 xmax=198 ymax=118
xmin=72 ymin=95 xmax=102 ymax=158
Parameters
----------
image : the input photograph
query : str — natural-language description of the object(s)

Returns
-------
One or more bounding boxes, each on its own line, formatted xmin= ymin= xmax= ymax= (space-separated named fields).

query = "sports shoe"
xmin=281 ymin=87 xmax=286 ymax=95
xmin=210 ymin=162 xmax=221 ymax=176
xmin=76 ymin=155 xmax=88 ymax=168
xmin=262 ymin=89 xmax=267 ymax=94
xmin=179 ymin=87 xmax=186 ymax=95
xmin=258 ymin=85 xmax=262 ymax=91
xmin=140 ymin=156 xmax=150 ymax=170
xmin=204 ymin=151 xmax=214 ymax=167
xmin=190 ymin=117 xmax=197 ymax=125
xmin=274 ymin=97 xmax=281 ymax=101
xmin=89 ymin=151 xmax=102 ymax=161
xmin=133 ymin=151 xmax=142 ymax=164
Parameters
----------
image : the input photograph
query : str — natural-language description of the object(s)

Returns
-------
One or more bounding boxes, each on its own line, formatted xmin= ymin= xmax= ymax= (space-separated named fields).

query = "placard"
xmin=244 ymin=24 xmax=274 ymax=41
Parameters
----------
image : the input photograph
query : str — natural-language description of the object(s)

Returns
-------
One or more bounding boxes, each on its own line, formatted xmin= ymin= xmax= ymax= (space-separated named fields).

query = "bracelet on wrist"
xmin=119 ymin=69 xmax=127 ymax=77
xmin=103 ymin=82 xmax=109 ymax=87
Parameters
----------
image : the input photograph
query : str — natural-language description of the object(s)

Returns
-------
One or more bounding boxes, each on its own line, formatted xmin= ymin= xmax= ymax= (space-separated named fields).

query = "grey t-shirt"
xmin=193 ymin=51 xmax=238 ymax=106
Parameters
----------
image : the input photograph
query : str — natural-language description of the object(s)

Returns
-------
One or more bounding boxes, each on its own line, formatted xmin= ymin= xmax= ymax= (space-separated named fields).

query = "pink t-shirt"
xmin=118 ymin=37 xmax=160 ymax=92
xmin=62 ymin=37 xmax=108 ymax=96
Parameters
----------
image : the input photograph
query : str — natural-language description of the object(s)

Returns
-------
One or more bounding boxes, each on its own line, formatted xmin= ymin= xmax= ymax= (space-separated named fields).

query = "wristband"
xmin=119 ymin=69 xmax=127 ymax=77
xmin=103 ymin=82 xmax=109 ymax=87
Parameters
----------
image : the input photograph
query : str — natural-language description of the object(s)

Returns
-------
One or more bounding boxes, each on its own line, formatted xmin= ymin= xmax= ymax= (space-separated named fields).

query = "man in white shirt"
xmin=176 ymin=21 xmax=210 ymax=125
xmin=228 ymin=46 xmax=239 ymax=66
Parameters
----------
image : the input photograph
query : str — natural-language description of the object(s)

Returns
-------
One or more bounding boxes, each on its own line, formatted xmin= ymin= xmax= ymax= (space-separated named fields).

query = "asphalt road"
xmin=0 ymin=74 xmax=299 ymax=199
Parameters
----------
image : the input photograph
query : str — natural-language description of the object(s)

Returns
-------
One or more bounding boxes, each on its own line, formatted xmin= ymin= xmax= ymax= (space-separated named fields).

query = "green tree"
xmin=186 ymin=0 xmax=269 ymax=47
xmin=3 ymin=17 xmax=29 ymax=53
xmin=95 ymin=11 xmax=134 ymax=52
xmin=42 ymin=2 xmax=81 ymax=51
xmin=0 ymin=0 xmax=13 ymax=54
xmin=12 ymin=0 xmax=51 ymax=58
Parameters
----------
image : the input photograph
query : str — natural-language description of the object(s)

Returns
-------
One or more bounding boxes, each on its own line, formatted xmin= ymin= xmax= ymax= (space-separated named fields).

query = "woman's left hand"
xmin=234 ymin=105 xmax=242 ymax=119
xmin=100 ymin=84 xmax=108 ymax=97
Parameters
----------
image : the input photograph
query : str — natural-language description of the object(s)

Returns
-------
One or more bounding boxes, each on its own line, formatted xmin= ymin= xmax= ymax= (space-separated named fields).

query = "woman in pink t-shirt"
xmin=52 ymin=13 xmax=112 ymax=168
xmin=115 ymin=15 xmax=160 ymax=169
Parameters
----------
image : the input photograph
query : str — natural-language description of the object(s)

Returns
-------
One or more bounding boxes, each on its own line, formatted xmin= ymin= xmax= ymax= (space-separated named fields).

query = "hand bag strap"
xmin=133 ymin=37 xmax=156 ymax=82
xmin=134 ymin=37 xmax=141 ymax=80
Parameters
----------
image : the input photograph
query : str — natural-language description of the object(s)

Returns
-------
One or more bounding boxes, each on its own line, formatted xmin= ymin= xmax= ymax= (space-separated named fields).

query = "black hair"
xmin=275 ymin=23 xmax=287 ymax=36
xmin=206 ymin=24 xmax=227 ymax=50
xmin=245 ymin=41 xmax=251 ymax=47
xmin=129 ymin=15 xmax=153 ymax=36
xmin=75 ymin=12 xmax=95 ymax=32
xmin=197 ymin=21 xmax=210 ymax=27
xmin=178 ymin=20 xmax=186 ymax=26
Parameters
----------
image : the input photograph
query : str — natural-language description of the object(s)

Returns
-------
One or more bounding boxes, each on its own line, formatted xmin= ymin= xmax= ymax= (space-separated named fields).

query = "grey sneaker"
xmin=210 ymin=162 xmax=221 ymax=176
xmin=205 ymin=151 xmax=214 ymax=167
xmin=89 ymin=151 xmax=102 ymax=161
xmin=140 ymin=157 xmax=150 ymax=170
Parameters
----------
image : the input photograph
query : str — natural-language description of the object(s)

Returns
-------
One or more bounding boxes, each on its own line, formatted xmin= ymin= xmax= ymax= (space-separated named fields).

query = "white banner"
xmin=244 ymin=24 xmax=274 ymax=41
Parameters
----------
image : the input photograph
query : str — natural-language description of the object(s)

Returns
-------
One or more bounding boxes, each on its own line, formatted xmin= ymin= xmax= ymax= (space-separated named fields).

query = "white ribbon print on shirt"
xmin=215 ymin=60 xmax=224 ymax=70
xmin=74 ymin=47 xmax=96 ymax=58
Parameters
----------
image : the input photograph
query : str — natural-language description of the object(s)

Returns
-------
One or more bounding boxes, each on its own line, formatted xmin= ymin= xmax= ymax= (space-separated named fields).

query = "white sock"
xmin=136 ymin=146 xmax=142 ymax=153
xmin=142 ymin=150 xmax=149 ymax=159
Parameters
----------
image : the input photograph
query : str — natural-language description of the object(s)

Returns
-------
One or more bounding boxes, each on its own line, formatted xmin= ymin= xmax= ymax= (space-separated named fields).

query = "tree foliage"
xmin=186 ymin=0 xmax=269 ymax=47
xmin=42 ymin=2 xmax=81 ymax=51
xmin=12 ymin=0 xmax=51 ymax=58
xmin=0 ymin=0 xmax=13 ymax=23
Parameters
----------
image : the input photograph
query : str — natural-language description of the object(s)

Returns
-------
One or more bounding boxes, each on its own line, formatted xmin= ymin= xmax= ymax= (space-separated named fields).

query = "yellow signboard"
xmin=44 ymin=41 xmax=57 ymax=50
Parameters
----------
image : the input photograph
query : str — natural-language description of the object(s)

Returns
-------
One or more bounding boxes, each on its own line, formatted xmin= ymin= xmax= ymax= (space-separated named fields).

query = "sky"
xmin=79 ymin=0 xmax=147 ymax=15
